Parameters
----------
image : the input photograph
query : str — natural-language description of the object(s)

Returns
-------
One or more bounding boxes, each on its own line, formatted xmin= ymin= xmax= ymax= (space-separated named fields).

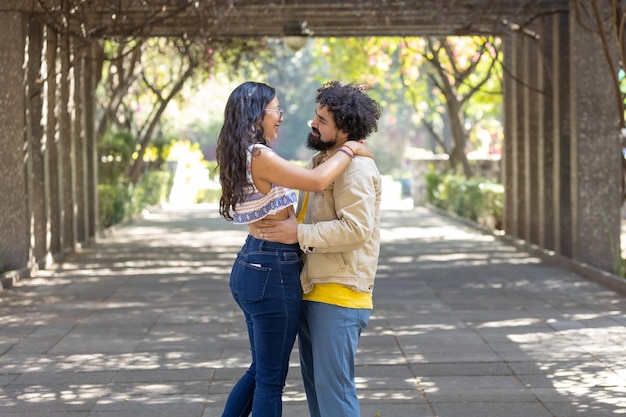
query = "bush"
xmin=128 ymin=170 xmax=172 ymax=214
xmin=98 ymin=169 xmax=172 ymax=229
xmin=99 ymin=131 xmax=135 ymax=184
xmin=425 ymin=170 xmax=504 ymax=230
xmin=195 ymin=188 xmax=221 ymax=204
xmin=98 ymin=181 xmax=130 ymax=229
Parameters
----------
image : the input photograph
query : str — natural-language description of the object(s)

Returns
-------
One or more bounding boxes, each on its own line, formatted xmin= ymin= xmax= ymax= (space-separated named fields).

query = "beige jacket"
xmin=296 ymin=151 xmax=382 ymax=294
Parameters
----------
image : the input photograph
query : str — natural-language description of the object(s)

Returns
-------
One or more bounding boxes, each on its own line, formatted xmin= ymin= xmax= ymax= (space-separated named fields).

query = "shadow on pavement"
xmin=0 ymin=204 xmax=625 ymax=417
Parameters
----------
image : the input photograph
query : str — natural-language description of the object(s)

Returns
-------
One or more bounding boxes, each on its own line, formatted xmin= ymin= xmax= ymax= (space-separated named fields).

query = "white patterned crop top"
xmin=232 ymin=144 xmax=298 ymax=224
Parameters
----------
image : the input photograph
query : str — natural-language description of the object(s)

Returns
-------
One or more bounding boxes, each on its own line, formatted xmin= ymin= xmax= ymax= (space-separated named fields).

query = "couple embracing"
xmin=216 ymin=80 xmax=382 ymax=417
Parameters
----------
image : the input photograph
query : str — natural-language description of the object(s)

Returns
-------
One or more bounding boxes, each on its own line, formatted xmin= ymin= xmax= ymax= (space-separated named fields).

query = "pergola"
xmin=0 ymin=1 xmax=623 ymax=290
xmin=11 ymin=0 xmax=553 ymax=38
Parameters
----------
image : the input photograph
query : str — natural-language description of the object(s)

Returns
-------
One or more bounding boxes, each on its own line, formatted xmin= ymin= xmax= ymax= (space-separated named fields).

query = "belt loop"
xmin=245 ymin=235 xmax=253 ymax=250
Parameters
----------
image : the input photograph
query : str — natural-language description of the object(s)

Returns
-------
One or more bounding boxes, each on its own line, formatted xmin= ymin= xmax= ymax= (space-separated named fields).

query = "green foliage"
xmin=146 ymin=135 xmax=174 ymax=169
xmin=98 ymin=180 xmax=130 ymax=229
xmin=93 ymin=35 xmax=504 ymax=220
xmin=425 ymin=169 xmax=503 ymax=230
xmin=96 ymin=36 xmax=269 ymax=184
xmin=95 ymin=35 xmax=268 ymax=200
xmin=195 ymin=159 xmax=221 ymax=204
xmin=195 ymin=188 xmax=222 ymax=204
xmin=98 ymin=130 xmax=173 ymax=229
xmin=100 ymin=36 xmax=502 ymax=177
xmin=425 ymin=166 xmax=443 ymax=203
xmin=129 ymin=170 xmax=172 ymax=212
xmin=306 ymin=36 xmax=503 ymax=174
xmin=98 ymin=169 xmax=172 ymax=229
xmin=99 ymin=131 xmax=135 ymax=183
xmin=205 ymin=160 xmax=219 ymax=182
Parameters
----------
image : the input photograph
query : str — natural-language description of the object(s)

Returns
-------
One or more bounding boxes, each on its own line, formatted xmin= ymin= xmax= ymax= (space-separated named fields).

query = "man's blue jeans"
xmin=222 ymin=236 xmax=303 ymax=417
xmin=299 ymin=301 xmax=371 ymax=417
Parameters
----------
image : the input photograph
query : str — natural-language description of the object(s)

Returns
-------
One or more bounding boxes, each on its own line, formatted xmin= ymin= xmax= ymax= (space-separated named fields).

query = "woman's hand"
xmin=344 ymin=140 xmax=374 ymax=159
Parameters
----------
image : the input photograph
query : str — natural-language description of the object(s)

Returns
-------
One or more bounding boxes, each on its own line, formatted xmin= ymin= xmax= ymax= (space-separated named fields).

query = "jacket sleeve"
xmin=297 ymin=159 xmax=379 ymax=254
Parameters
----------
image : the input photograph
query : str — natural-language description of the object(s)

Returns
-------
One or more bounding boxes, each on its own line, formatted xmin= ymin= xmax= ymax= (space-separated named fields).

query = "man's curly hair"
xmin=315 ymin=81 xmax=382 ymax=141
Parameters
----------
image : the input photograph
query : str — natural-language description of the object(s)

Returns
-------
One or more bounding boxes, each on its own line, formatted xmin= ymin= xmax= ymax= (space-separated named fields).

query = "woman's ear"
xmin=254 ymin=116 xmax=262 ymax=131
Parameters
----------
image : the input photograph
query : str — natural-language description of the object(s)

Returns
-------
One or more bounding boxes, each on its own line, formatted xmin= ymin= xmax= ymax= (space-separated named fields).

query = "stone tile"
xmin=1 ymin=206 xmax=625 ymax=417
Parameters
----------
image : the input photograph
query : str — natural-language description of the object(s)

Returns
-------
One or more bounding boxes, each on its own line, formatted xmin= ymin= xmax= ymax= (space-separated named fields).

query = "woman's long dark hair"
xmin=216 ymin=81 xmax=275 ymax=221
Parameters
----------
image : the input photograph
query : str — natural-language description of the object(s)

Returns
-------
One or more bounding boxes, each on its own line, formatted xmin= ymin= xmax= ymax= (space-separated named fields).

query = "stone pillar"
xmin=0 ymin=12 xmax=28 ymax=272
xmin=504 ymin=5 xmax=619 ymax=273
xmin=26 ymin=19 xmax=48 ymax=270
xmin=502 ymin=35 xmax=518 ymax=237
xmin=556 ymin=11 xmax=573 ymax=258
xmin=46 ymin=28 xmax=62 ymax=258
xmin=41 ymin=25 xmax=54 ymax=264
xmin=504 ymin=32 xmax=533 ymax=240
xmin=524 ymin=29 xmax=542 ymax=246
xmin=569 ymin=0 xmax=622 ymax=271
xmin=540 ymin=11 xmax=573 ymax=257
xmin=74 ymin=41 xmax=86 ymax=245
xmin=535 ymin=19 xmax=548 ymax=250
xmin=84 ymin=44 xmax=99 ymax=240
xmin=540 ymin=14 xmax=557 ymax=252
xmin=506 ymin=30 xmax=544 ymax=246
xmin=59 ymin=30 xmax=76 ymax=254
xmin=75 ymin=41 xmax=99 ymax=247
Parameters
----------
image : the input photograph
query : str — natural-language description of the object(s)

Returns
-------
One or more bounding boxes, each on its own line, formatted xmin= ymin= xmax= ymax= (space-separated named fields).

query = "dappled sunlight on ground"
xmin=1 ymin=206 xmax=626 ymax=416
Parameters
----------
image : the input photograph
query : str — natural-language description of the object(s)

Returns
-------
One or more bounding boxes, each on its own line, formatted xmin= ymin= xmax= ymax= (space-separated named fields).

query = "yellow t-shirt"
xmin=303 ymin=283 xmax=373 ymax=309
xmin=297 ymin=191 xmax=373 ymax=309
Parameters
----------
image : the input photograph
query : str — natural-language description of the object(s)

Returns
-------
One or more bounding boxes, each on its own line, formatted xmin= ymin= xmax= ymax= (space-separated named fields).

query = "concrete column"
xmin=502 ymin=35 xmax=518 ymax=237
xmin=84 ymin=44 xmax=99 ymax=240
xmin=46 ymin=29 xmax=62 ymax=258
xmin=505 ymin=28 xmax=546 ymax=244
xmin=540 ymin=14 xmax=557 ymax=252
xmin=539 ymin=11 xmax=573 ymax=257
xmin=569 ymin=0 xmax=622 ymax=272
xmin=514 ymin=35 xmax=528 ymax=241
xmin=505 ymin=12 xmax=571 ymax=258
xmin=73 ymin=41 xmax=86 ymax=245
xmin=556 ymin=11 xmax=573 ymax=258
xmin=535 ymin=20 xmax=548 ymax=250
xmin=59 ymin=30 xmax=75 ymax=254
xmin=0 ymin=12 xmax=28 ymax=272
xmin=41 ymin=25 xmax=54 ymax=265
xmin=524 ymin=30 xmax=542 ymax=246
xmin=26 ymin=19 xmax=48 ymax=270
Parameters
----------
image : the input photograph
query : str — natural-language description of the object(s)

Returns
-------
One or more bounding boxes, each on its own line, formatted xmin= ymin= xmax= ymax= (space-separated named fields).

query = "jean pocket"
xmin=234 ymin=260 xmax=271 ymax=303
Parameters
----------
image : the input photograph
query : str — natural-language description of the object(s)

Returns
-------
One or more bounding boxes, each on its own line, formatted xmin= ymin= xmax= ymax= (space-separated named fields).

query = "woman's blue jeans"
xmin=222 ymin=235 xmax=303 ymax=417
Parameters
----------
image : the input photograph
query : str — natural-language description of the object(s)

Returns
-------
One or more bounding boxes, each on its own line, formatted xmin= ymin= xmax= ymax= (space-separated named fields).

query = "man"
xmin=256 ymin=80 xmax=382 ymax=417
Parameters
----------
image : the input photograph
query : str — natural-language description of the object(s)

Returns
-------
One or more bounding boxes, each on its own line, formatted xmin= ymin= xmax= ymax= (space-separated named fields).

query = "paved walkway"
xmin=1 ymin=205 xmax=626 ymax=417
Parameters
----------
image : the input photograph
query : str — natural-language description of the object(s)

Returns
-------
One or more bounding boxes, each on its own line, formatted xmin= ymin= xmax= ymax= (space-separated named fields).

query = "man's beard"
xmin=306 ymin=130 xmax=337 ymax=151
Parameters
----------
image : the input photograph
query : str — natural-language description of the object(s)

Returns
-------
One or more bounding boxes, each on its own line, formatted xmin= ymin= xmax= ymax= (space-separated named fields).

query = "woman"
xmin=216 ymin=81 xmax=370 ymax=417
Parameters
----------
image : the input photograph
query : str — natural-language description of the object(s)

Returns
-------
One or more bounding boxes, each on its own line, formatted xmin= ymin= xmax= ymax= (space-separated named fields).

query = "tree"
xmin=309 ymin=36 xmax=503 ymax=177
xmin=409 ymin=36 xmax=502 ymax=177
xmin=95 ymin=36 xmax=268 ymax=183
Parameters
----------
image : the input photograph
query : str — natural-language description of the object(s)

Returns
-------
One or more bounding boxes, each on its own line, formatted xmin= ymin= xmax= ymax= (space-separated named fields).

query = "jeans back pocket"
xmin=233 ymin=260 xmax=271 ymax=303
